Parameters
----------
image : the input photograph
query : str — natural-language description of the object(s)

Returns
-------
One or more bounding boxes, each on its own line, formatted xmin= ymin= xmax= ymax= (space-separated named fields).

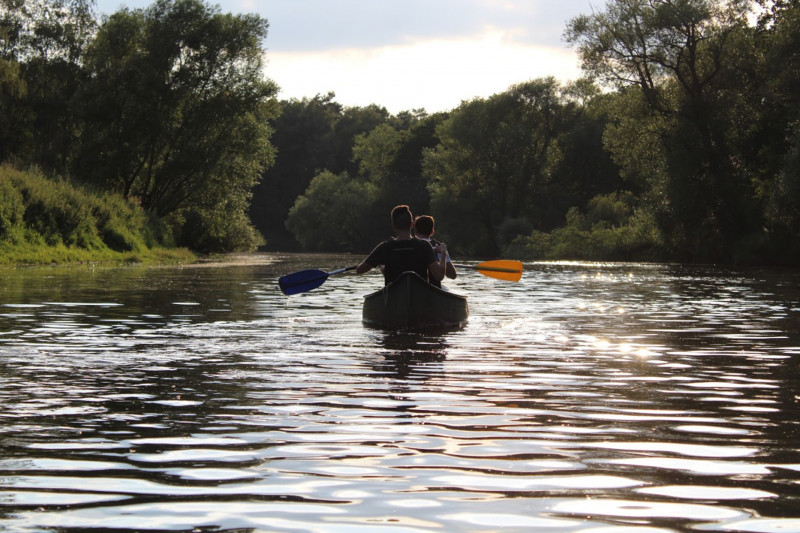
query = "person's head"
xmin=414 ymin=215 xmax=434 ymax=237
xmin=391 ymin=205 xmax=413 ymax=231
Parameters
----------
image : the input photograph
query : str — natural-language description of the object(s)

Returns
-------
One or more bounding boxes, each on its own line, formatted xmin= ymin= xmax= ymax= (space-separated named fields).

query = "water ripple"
xmin=0 ymin=257 xmax=798 ymax=531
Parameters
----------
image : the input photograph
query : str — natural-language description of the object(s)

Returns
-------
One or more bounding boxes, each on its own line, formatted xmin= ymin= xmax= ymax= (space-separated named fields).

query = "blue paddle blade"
xmin=278 ymin=269 xmax=330 ymax=296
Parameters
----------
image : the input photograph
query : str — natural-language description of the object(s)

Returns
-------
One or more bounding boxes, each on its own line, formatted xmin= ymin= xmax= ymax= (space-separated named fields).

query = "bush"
xmin=0 ymin=164 xmax=186 ymax=264
xmin=497 ymin=216 xmax=534 ymax=249
xmin=504 ymin=194 xmax=663 ymax=261
xmin=586 ymin=191 xmax=635 ymax=226
xmin=0 ymin=174 xmax=24 ymax=240
xmin=91 ymin=192 xmax=153 ymax=252
xmin=505 ymin=230 xmax=552 ymax=259
xmin=169 ymin=203 xmax=265 ymax=254
xmin=286 ymin=170 xmax=381 ymax=252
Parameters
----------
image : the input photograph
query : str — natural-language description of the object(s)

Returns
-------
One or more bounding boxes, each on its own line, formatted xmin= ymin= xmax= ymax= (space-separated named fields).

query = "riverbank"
xmin=0 ymin=242 xmax=197 ymax=267
xmin=0 ymin=165 xmax=203 ymax=267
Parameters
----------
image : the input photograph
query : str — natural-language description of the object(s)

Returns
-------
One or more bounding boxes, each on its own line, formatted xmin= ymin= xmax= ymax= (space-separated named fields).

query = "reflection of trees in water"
xmin=0 ymin=261 xmax=291 ymax=335
xmin=542 ymin=263 xmax=800 ymax=396
xmin=0 ymin=354 xmax=254 ymax=445
xmin=374 ymin=331 xmax=449 ymax=380
xmin=0 ymin=262 xmax=281 ymax=456
xmin=3 ymin=257 xmax=800 ymax=519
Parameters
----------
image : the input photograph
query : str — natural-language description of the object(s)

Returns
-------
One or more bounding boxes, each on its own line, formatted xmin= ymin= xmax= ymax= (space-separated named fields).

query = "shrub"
xmin=497 ymin=216 xmax=534 ymax=249
xmin=5 ymin=168 xmax=102 ymax=248
xmin=504 ymin=195 xmax=663 ymax=261
xmin=169 ymin=204 xmax=265 ymax=254
xmin=586 ymin=191 xmax=635 ymax=226
xmin=0 ymin=164 xmax=185 ymax=264
xmin=0 ymin=174 xmax=24 ymax=240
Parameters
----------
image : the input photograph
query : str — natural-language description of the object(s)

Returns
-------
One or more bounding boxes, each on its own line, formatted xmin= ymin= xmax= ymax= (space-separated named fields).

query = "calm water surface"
xmin=1 ymin=253 xmax=799 ymax=532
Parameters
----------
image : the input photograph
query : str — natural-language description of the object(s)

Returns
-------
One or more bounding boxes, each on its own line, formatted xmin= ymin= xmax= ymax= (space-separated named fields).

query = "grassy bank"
xmin=0 ymin=165 xmax=196 ymax=266
xmin=0 ymin=241 xmax=196 ymax=266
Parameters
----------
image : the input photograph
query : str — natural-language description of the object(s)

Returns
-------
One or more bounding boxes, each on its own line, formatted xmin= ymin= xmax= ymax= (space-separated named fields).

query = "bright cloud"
xmin=95 ymin=0 xmax=592 ymax=113
xmin=267 ymin=28 xmax=581 ymax=113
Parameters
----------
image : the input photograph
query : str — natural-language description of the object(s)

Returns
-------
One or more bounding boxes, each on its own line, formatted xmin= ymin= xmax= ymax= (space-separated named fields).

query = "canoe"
xmin=362 ymin=271 xmax=469 ymax=329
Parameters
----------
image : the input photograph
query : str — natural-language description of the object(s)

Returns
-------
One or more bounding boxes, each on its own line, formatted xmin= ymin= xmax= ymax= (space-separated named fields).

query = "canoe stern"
xmin=363 ymin=272 xmax=468 ymax=330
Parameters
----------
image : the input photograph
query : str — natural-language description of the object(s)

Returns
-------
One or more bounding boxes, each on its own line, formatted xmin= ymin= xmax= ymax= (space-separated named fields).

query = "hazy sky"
xmin=94 ymin=0 xmax=605 ymax=113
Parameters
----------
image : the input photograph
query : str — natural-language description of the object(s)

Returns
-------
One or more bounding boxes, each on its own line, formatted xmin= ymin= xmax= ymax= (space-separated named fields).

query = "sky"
xmin=94 ymin=0 xmax=605 ymax=114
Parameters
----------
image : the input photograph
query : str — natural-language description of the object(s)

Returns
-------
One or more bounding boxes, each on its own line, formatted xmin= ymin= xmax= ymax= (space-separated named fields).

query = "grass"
xmin=0 ymin=164 xmax=197 ymax=266
xmin=0 ymin=241 xmax=196 ymax=266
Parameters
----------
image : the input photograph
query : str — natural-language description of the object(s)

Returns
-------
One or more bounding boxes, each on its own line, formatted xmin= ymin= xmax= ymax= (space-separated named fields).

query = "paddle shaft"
xmin=328 ymin=266 xmax=356 ymax=276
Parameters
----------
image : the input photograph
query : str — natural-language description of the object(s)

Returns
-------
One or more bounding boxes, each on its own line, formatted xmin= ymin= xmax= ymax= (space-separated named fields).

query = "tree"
xmin=352 ymin=123 xmax=402 ymax=182
xmin=250 ymin=96 xmax=391 ymax=251
xmin=282 ymin=110 xmax=444 ymax=253
xmin=0 ymin=0 xmax=96 ymax=171
xmin=351 ymin=117 xmax=441 ymax=233
xmin=423 ymin=78 xmax=571 ymax=256
xmin=285 ymin=170 xmax=380 ymax=251
xmin=249 ymin=94 xmax=342 ymax=250
xmin=757 ymin=1 xmax=800 ymax=262
xmin=0 ymin=56 xmax=25 ymax=162
xmin=331 ymin=104 xmax=390 ymax=175
xmin=384 ymin=111 xmax=446 ymax=215
xmin=547 ymin=79 xmax=628 ymax=228
xmin=566 ymin=0 xmax=760 ymax=261
xmin=74 ymin=0 xmax=277 ymax=251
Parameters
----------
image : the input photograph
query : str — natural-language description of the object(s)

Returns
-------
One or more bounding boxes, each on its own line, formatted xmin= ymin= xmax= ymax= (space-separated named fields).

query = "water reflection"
xmin=373 ymin=331 xmax=449 ymax=378
xmin=0 ymin=255 xmax=799 ymax=531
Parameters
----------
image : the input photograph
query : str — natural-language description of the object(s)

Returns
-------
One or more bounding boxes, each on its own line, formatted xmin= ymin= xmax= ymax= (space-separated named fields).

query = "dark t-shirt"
xmin=364 ymin=238 xmax=437 ymax=285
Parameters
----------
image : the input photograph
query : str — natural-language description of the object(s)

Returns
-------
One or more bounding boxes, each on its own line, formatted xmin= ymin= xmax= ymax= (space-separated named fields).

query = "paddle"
xmin=278 ymin=266 xmax=356 ymax=296
xmin=453 ymin=259 xmax=523 ymax=282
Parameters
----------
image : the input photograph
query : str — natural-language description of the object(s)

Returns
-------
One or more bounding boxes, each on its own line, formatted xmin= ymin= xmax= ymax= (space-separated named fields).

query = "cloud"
xmin=261 ymin=0 xmax=592 ymax=51
xmin=95 ymin=0 xmax=595 ymax=111
xmin=266 ymin=27 xmax=581 ymax=113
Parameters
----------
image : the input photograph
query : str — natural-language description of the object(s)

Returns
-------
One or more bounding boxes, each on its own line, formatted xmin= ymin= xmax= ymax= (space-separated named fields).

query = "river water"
xmin=1 ymin=253 xmax=799 ymax=532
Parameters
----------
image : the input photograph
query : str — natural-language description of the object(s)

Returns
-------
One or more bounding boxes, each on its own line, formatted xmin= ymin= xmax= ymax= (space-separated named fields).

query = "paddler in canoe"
xmin=355 ymin=204 xmax=448 ymax=286
xmin=357 ymin=204 xmax=468 ymax=329
xmin=277 ymin=205 xmax=521 ymax=300
xmin=413 ymin=214 xmax=457 ymax=288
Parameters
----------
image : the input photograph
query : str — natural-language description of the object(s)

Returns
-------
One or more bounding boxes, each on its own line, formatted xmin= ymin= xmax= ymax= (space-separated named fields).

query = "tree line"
xmin=258 ymin=0 xmax=799 ymax=265
xmin=2 ymin=0 xmax=798 ymax=265
xmin=1 ymin=0 xmax=276 ymax=253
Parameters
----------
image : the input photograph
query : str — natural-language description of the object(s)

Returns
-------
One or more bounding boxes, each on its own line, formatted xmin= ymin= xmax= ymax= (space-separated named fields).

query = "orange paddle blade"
xmin=454 ymin=260 xmax=523 ymax=282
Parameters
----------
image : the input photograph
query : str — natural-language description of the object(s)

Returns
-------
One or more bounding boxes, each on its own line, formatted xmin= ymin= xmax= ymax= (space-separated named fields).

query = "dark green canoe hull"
xmin=362 ymin=272 xmax=469 ymax=329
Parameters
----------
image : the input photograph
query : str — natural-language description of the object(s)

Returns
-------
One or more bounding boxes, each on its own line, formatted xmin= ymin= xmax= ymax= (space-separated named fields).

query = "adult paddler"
xmin=356 ymin=204 xmax=447 ymax=285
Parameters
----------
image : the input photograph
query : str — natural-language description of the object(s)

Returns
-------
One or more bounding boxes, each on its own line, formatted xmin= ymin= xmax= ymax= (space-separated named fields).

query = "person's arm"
xmin=357 ymin=242 xmax=384 ymax=274
xmin=445 ymin=254 xmax=457 ymax=279
xmin=428 ymin=243 xmax=447 ymax=282
xmin=356 ymin=260 xmax=373 ymax=274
